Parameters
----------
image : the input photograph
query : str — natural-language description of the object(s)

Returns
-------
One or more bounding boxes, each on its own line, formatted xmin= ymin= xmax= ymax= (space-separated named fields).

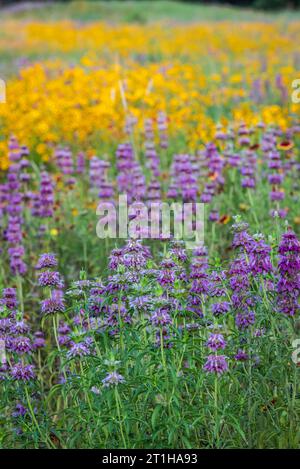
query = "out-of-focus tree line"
xmin=0 ymin=0 xmax=298 ymax=11
xmin=183 ymin=0 xmax=300 ymax=9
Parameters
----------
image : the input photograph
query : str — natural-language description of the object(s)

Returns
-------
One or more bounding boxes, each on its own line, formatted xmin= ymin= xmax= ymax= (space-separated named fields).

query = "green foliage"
xmin=1 ymin=1 xmax=300 ymax=24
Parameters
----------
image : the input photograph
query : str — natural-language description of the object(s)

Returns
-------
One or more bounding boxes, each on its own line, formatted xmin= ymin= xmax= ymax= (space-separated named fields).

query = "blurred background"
xmin=0 ymin=0 xmax=300 ymax=10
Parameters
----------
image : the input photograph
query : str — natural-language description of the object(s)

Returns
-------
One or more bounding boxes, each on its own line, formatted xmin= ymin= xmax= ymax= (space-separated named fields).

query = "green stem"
xmin=115 ymin=388 xmax=127 ymax=448
xmin=214 ymin=375 xmax=219 ymax=447
xmin=25 ymin=386 xmax=55 ymax=449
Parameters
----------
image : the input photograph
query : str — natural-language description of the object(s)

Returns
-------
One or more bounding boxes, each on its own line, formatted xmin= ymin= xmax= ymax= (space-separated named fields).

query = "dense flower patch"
xmin=0 ymin=21 xmax=299 ymax=168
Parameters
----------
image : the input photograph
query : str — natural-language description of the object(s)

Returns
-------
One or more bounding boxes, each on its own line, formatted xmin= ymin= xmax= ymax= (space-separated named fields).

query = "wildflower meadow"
xmin=0 ymin=0 xmax=300 ymax=451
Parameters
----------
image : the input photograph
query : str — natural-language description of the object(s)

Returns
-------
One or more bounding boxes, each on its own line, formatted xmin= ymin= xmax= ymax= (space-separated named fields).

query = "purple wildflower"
xmin=277 ymin=230 xmax=300 ymax=316
xmin=33 ymin=331 xmax=46 ymax=349
xmin=234 ymin=350 xmax=249 ymax=361
xmin=11 ymin=336 xmax=32 ymax=354
xmin=102 ymin=371 xmax=125 ymax=387
xmin=150 ymin=308 xmax=172 ymax=327
xmin=206 ymin=333 xmax=227 ymax=351
xmin=36 ymin=253 xmax=58 ymax=270
xmin=211 ymin=302 xmax=230 ymax=316
xmin=67 ymin=342 xmax=90 ymax=358
xmin=11 ymin=363 xmax=35 ymax=381
xmin=38 ymin=271 xmax=64 ymax=288
xmin=235 ymin=310 xmax=256 ymax=330
xmin=203 ymin=355 xmax=228 ymax=374
xmin=12 ymin=404 xmax=27 ymax=418
xmin=1 ymin=288 xmax=18 ymax=311
xmin=41 ymin=290 xmax=65 ymax=315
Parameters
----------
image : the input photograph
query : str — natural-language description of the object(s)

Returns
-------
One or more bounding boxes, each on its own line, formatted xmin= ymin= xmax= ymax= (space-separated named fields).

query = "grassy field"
xmin=1 ymin=0 xmax=300 ymax=22
xmin=0 ymin=0 xmax=299 ymax=78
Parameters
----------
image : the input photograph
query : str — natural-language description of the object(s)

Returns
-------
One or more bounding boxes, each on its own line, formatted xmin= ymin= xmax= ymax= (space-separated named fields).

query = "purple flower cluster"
xmin=55 ymin=147 xmax=74 ymax=176
xmin=203 ymin=355 xmax=228 ymax=375
xmin=36 ymin=253 xmax=65 ymax=316
xmin=36 ymin=253 xmax=58 ymax=270
xmin=1 ymin=287 xmax=18 ymax=313
xmin=206 ymin=333 xmax=227 ymax=351
xmin=0 ymin=287 xmax=35 ymax=382
xmin=229 ymin=220 xmax=259 ymax=330
xmin=11 ymin=363 xmax=35 ymax=381
xmin=76 ymin=151 xmax=85 ymax=174
xmin=31 ymin=171 xmax=55 ymax=219
xmin=102 ymin=371 xmax=125 ymax=387
xmin=38 ymin=270 xmax=64 ymax=288
xmin=116 ymin=143 xmax=146 ymax=202
xmin=144 ymin=118 xmax=160 ymax=178
xmin=277 ymin=230 xmax=300 ymax=316
xmin=240 ymin=146 xmax=257 ymax=189
xmin=2 ymin=139 xmax=27 ymax=276
xmin=168 ymin=154 xmax=199 ymax=203
xmin=39 ymin=171 xmax=55 ymax=218
xmin=150 ymin=307 xmax=172 ymax=327
xmin=41 ymin=290 xmax=65 ymax=315
xmin=157 ymin=111 xmax=168 ymax=149
xmin=186 ymin=246 xmax=210 ymax=318
xmin=109 ymin=239 xmax=151 ymax=272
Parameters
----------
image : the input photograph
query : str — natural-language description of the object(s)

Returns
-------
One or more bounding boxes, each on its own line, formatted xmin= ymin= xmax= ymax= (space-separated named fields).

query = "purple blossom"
xmin=41 ymin=291 xmax=65 ymax=315
xmin=234 ymin=349 xmax=249 ymax=361
xmin=277 ymin=230 xmax=300 ymax=316
xmin=76 ymin=152 xmax=85 ymax=174
xmin=67 ymin=341 xmax=90 ymax=358
xmin=1 ymin=288 xmax=18 ymax=311
xmin=38 ymin=271 xmax=64 ymax=288
xmin=11 ymin=363 xmax=35 ymax=381
xmin=211 ymin=302 xmax=230 ymax=316
xmin=10 ymin=320 xmax=30 ymax=335
xmin=203 ymin=355 xmax=228 ymax=374
xmin=102 ymin=371 xmax=125 ymax=387
xmin=109 ymin=248 xmax=124 ymax=270
xmin=269 ymin=190 xmax=285 ymax=202
xmin=206 ymin=333 xmax=227 ymax=351
xmin=8 ymin=246 xmax=27 ymax=276
xmin=150 ymin=308 xmax=172 ymax=327
xmin=11 ymin=336 xmax=32 ymax=354
xmin=36 ymin=253 xmax=58 ymax=270
xmin=209 ymin=210 xmax=219 ymax=222
xmin=12 ymin=404 xmax=27 ymax=418
xmin=235 ymin=310 xmax=256 ymax=330
xmin=33 ymin=331 xmax=46 ymax=349
xmin=38 ymin=171 xmax=54 ymax=218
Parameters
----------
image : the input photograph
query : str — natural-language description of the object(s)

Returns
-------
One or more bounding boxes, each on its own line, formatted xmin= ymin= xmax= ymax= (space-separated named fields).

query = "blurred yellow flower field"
xmin=0 ymin=20 xmax=299 ymax=169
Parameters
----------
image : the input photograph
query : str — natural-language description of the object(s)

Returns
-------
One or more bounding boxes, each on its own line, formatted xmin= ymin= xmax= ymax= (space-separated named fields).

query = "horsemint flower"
xmin=32 ymin=331 xmax=46 ymax=349
xmin=211 ymin=301 xmax=231 ymax=317
xmin=102 ymin=371 xmax=125 ymax=387
xmin=41 ymin=290 xmax=65 ymax=315
xmin=39 ymin=171 xmax=54 ymax=218
xmin=36 ymin=253 xmax=58 ymax=270
xmin=277 ymin=229 xmax=300 ymax=316
xmin=206 ymin=333 xmax=227 ymax=351
xmin=203 ymin=355 xmax=228 ymax=374
xmin=11 ymin=336 xmax=32 ymax=355
xmin=67 ymin=341 xmax=91 ymax=358
xmin=10 ymin=363 xmax=35 ymax=381
xmin=38 ymin=270 xmax=64 ymax=288
xmin=1 ymin=288 xmax=18 ymax=311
